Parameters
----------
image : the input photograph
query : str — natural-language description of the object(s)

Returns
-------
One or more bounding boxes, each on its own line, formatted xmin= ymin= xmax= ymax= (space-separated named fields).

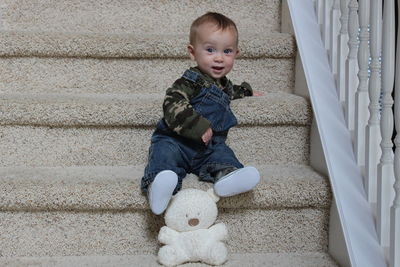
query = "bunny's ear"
xmin=207 ymin=188 xmax=220 ymax=203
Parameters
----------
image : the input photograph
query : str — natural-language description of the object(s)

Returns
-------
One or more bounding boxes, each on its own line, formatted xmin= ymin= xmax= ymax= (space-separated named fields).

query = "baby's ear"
xmin=187 ymin=44 xmax=196 ymax=61
xmin=207 ymin=188 xmax=220 ymax=203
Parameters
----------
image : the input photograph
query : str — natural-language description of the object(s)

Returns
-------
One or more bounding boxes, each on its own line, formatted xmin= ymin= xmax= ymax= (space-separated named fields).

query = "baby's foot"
xmin=148 ymin=170 xmax=178 ymax=215
xmin=213 ymin=166 xmax=260 ymax=197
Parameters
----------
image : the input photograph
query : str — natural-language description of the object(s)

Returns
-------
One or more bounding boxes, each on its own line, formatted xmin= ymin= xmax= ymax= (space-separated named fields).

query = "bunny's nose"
xmin=188 ymin=218 xmax=199 ymax=226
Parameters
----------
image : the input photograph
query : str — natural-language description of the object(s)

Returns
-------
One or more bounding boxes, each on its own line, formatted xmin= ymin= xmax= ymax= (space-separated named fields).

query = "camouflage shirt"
xmin=162 ymin=67 xmax=253 ymax=142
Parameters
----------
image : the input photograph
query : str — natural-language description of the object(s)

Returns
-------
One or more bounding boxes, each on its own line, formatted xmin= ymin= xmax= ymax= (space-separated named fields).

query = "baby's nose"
xmin=214 ymin=53 xmax=223 ymax=62
xmin=188 ymin=218 xmax=199 ymax=227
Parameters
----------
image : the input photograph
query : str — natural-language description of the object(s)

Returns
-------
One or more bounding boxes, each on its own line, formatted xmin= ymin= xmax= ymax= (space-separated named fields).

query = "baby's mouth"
xmin=212 ymin=66 xmax=224 ymax=71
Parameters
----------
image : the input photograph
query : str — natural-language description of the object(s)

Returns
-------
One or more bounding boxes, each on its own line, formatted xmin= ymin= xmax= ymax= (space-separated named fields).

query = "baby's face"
xmin=188 ymin=23 xmax=239 ymax=80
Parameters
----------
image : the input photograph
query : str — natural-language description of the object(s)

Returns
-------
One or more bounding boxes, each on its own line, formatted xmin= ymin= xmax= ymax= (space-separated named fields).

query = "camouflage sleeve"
xmin=231 ymin=81 xmax=253 ymax=100
xmin=163 ymin=78 xmax=211 ymax=142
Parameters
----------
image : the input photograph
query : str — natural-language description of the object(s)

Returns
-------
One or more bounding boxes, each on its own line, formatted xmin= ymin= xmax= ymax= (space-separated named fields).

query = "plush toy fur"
xmin=158 ymin=188 xmax=228 ymax=266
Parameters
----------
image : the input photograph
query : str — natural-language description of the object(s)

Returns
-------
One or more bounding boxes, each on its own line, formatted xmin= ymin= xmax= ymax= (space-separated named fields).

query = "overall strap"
xmin=182 ymin=69 xmax=235 ymax=99
xmin=182 ymin=69 xmax=212 ymax=89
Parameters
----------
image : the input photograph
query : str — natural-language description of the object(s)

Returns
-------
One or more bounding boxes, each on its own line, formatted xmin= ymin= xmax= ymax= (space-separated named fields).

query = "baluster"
xmin=337 ymin=0 xmax=349 ymax=103
xmin=345 ymin=0 xmax=359 ymax=132
xmin=316 ymin=0 xmax=324 ymax=31
xmin=313 ymin=0 xmax=318 ymax=15
xmin=378 ymin=0 xmax=396 ymax=248
xmin=354 ymin=0 xmax=370 ymax=167
xmin=329 ymin=0 xmax=340 ymax=79
xmin=322 ymin=0 xmax=333 ymax=51
xmin=365 ymin=0 xmax=382 ymax=204
xmin=390 ymin=2 xmax=400 ymax=266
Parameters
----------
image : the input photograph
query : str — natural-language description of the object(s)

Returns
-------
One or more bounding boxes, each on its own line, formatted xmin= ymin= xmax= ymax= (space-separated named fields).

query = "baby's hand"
xmin=201 ymin=128 xmax=213 ymax=145
xmin=253 ymin=91 xmax=264 ymax=96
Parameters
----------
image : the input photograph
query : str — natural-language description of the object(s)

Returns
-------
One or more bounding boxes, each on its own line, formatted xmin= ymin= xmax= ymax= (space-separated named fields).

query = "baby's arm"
xmin=163 ymin=78 xmax=211 ymax=142
xmin=232 ymin=81 xmax=263 ymax=99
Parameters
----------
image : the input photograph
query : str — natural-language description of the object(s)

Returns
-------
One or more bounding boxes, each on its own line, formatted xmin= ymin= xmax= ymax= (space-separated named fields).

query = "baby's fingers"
xmin=253 ymin=91 xmax=264 ymax=96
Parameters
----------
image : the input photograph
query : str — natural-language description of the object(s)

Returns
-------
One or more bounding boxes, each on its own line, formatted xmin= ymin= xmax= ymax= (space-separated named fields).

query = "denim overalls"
xmin=141 ymin=69 xmax=244 ymax=194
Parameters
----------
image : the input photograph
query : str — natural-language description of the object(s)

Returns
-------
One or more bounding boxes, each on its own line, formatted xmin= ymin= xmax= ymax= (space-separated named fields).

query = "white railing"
xmin=315 ymin=0 xmax=400 ymax=266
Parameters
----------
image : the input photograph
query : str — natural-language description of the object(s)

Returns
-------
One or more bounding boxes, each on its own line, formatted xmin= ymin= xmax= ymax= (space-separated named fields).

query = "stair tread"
xmin=0 ymin=30 xmax=296 ymax=59
xmin=0 ymin=92 xmax=311 ymax=127
xmin=0 ymin=252 xmax=338 ymax=267
xmin=0 ymin=164 xmax=331 ymax=211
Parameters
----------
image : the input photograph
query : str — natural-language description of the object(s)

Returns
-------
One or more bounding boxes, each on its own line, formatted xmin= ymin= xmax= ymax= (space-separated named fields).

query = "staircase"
xmin=0 ymin=0 xmax=338 ymax=266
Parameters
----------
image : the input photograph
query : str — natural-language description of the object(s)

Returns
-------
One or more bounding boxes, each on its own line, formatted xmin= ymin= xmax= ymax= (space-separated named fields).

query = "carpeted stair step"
xmin=0 ymin=164 xmax=330 ymax=211
xmin=0 ymin=164 xmax=331 ymax=257
xmin=0 ymin=125 xmax=309 ymax=167
xmin=0 ymin=31 xmax=295 ymax=59
xmin=0 ymin=92 xmax=310 ymax=127
xmin=0 ymin=252 xmax=338 ymax=267
xmin=0 ymin=92 xmax=311 ymax=167
xmin=0 ymin=0 xmax=282 ymax=35
xmin=0 ymin=31 xmax=296 ymax=95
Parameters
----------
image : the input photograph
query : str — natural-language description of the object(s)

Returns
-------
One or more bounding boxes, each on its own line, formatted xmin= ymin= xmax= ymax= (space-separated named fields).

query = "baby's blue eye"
xmin=206 ymin=48 xmax=215 ymax=53
xmin=224 ymin=49 xmax=233 ymax=54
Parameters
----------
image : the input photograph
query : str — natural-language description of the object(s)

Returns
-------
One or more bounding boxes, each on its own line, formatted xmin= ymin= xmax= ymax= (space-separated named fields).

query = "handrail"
xmin=296 ymin=0 xmax=400 ymax=266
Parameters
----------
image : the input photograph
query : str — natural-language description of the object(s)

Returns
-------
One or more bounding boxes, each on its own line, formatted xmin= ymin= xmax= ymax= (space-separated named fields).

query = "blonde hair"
xmin=189 ymin=12 xmax=238 ymax=45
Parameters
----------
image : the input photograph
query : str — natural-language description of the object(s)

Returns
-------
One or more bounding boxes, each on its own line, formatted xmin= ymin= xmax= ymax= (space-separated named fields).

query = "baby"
xmin=141 ymin=12 xmax=262 ymax=215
